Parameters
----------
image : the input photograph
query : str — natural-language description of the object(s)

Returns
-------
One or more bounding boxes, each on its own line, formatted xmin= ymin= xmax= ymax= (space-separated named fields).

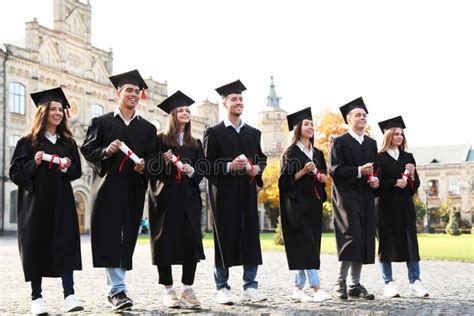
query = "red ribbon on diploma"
xmin=367 ymin=168 xmax=380 ymax=183
xmin=118 ymin=150 xmax=132 ymax=172
xmin=313 ymin=170 xmax=323 ymax=200
xmin=247 ymin=158 xmax=255 ymax=184
xmin=401 ymin=171 xmax=415 ymax=189
xmin=172 ymin=155 xmax=182 ymax=183
xmin=48 ymin=154 xmax=62 ymax=172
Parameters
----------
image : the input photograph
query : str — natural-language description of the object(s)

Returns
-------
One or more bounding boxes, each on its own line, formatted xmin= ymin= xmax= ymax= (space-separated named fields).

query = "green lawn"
xmin=138 ymin=232 xmax=474 ymax=262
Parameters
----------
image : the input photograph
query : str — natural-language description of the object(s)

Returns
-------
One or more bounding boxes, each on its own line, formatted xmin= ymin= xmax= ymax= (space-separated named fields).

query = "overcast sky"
xmin=2 ymin=0 xmax=473 ymax=147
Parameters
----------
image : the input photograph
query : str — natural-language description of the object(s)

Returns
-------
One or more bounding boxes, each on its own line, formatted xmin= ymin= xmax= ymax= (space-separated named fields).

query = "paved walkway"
xmin=1 ymin=235 xmax=473 ymax=315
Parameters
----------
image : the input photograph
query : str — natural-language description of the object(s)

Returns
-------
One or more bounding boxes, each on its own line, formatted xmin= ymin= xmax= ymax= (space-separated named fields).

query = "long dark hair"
xmin=282 ymin=120 xmax=315 ymax=162
xmin=27 ymin=101 xmax=75 ymax=148
xmin=162 ymin=107 xmax=197 ymax=149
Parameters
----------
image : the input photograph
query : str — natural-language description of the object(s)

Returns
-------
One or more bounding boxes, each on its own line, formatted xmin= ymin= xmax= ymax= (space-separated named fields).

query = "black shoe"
xmin=348 ymin=284 xmax=375 ymax=300
xmin=334 ymin=281 xmax=348 ymax=300
xmin=108 ymin=292 xmax=133 ymax=310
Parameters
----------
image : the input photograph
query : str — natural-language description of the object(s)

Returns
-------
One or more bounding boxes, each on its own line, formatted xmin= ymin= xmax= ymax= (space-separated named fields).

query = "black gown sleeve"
xmin=254 ymin=130 xmax=267 ymax=188
xmin=408 ymin=152 xmax=421 ymax=196
xmin=329 ymin=137 xmax=359 ymax=181
xmin=63 ymin=144 xmax=82 ymax=182
xmin=9 ymin=137 xmax=37 ymax=192
xmin=203 ymin=126 xmax=219 ymax=184
xmin=278 ymin=146 xmax=298 ymax=199
xmin=191 ymin=139 xmax=206 ymax=187
xmin=80 ymin=117 xmax=111 ymax=177
xmin=143 ymin=124 xmax=158 ymax=178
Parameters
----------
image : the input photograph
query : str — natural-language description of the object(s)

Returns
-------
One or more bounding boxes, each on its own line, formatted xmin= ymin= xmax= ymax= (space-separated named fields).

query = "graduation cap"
xmin=339 ymin=97 xmax=369 ymax=124
xmin=286 ymin=107 xmax=312 ymax=131
xmin=30 ymin=87 xmax=71 ymax=118
xmin=378 ymin=115 xmax=406 ymax=133
xmin=109 ymin=69 xmax=148 ymax=99
xmin=157 ymin=90 xmax=195 ymax=114
xmin=215 ymin=79 xmax=246 ymax=97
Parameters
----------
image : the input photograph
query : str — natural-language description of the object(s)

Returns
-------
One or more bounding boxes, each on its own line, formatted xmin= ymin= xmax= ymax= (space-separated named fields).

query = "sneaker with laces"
xmin=163 ymin=289 xmax=181 ymax=308
xmin=409 ymin=280 xmax=429 ymax=298
xmin=107 ymin=292 xmax=133 ymax=311
xmin=383 ymin=281 xmax=400 ymax=298
xmin=180 ymin=288 xmax=201 ymax=309
xmin=348 ymin=283 xmax=375 ymax=300
xmin=216 ymin=288 xmax=235 ymax=305
xmin=242 ymin=288 xmax=267 ymax=302
xmin=31 ymin=298 xmax=48 ymax=315
xmin=60 ymin=294 xmax=84 ymax=313
xmin=334 ymin=281 xmax=348 ymax=300
xmin=313 ymin=289 xmax=331 ymax=302
xmin=290 ymin=289 xmax=313 ymax=302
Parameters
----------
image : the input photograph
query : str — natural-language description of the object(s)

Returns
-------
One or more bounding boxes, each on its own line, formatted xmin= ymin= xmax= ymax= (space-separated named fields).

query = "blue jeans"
xmin=380 ymin=261 xmax=421 ymax=284
xmin=214 ymin=265 xmax=258 ymax=290
xmin=295 ymin=269 xmax=320 ymax=289
xmin=105 ymin=268 xmax=127 ymax=297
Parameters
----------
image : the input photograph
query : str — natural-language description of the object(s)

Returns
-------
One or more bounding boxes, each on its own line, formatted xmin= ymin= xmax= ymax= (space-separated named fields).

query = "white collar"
xmin=223 ymin=117 xmax=245 ymax=132
xmin=387 ymin=147 xmax=400 ymax=160
xmin=296 ymin=141 xmax=313 ymax=160
xmin=44 ymin=130 xmax=59 ymax=144
xmin=349 ymin=129 xmax=364 ymax=144
xmin=114 ymin=107 xmax=139 ymax=126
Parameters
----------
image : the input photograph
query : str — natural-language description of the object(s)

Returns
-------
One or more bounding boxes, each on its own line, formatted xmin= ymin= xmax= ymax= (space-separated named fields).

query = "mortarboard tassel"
xmin=140 ymin=88 xmax=147 ymax=100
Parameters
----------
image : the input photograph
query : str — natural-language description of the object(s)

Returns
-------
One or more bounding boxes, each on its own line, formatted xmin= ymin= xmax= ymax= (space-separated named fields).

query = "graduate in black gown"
xmin=329 ymin=97 xmax=378 ymax=300
xmin=376 ymin=116 xmax=429 ymax=298
xmin=81 ymin=70 xmax=157 ymax=311
xmin=148 ymin=91 xmax=205 ymax=309
xmin=278 ymin=107 xmax=332 ymax=303
xmin=9 ymin=87 xmax=83 ymax=314
xmin=203 ymin=80 xmax=267 ymax=304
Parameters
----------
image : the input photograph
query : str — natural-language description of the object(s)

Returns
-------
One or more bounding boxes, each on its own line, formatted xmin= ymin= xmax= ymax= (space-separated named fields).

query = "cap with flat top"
xmin=215 ymin=79 xmax=246 ymax=98
xmin=286 ymin=107 xmax=312 ymax=131
xmin=109 ymin=69 xmax=148 ymax=99
xmin=30 ymin=87 xmax=70 ymax=109
xmin=378 ymin=115 xmax=406 ymax=133
xmin=339 ymin=97 xmax=368 ymax=124
xmin=157 ymin=90 xmax=195 ymax=114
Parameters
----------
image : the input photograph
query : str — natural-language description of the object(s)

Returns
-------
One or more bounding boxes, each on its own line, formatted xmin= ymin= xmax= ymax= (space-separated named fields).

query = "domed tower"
xmin=257 ymin=76 xmax=288 ymax=157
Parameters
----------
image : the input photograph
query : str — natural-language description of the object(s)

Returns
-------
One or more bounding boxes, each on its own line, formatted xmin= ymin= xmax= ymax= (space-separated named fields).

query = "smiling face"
xmin=347 ymin=107 xmax=367 ymax=131
xmin=175 ymin=106 xmax=191 ymax=125
xmin=223 ymin=93 xmax=244 ymax=117
xmin=46 ymin=101 xmax=64 ymax=129
xmin=116 ymin=84 xmax=140 ymax=111
xmin=300 ymin=119 xmax=314 ymax=139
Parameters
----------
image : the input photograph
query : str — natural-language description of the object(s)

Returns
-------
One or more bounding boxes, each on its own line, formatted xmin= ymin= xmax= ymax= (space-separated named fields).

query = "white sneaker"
xmin=409 ymin=280 xmax=429 ymax=298
xmin=313 ymin=289 xmax=332 ymax=302
xmin=60 ymin=294 xmax=84 ymax=313
xmin=31 ymin=298 xmax=48 ymax=315
xmin=163 ymin=289 xmax=181 ymax=308
xmin=383 ymin=281 xmax=400 ymax=298
xmin=216 ymin=288 xmax=236 ymax=305
xmin=242 ymin=288 xmax=267 ymax=302
xmin=290 ymin=289 xmax=313 ymax=302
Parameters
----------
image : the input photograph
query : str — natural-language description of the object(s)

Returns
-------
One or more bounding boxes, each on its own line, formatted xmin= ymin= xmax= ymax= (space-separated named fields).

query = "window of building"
xmin=10 ymin=190 xmax=18 ymax=223
xmin=9 ymin=82 xmax=26 ymax=115
xmin=92 ymin=104 xmax=104 ymax=118
xmin=448 ymin=178 xmax=460 ymax=196
xmin=427 ymin=180 xmax=438 ymax=197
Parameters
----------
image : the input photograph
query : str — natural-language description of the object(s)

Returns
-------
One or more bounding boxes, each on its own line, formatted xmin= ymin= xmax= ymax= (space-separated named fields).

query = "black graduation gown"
xmin=377 ymin=151 xmax=421 ymax=262
xmin=148 ymin=133 xmax=205 ymax=266
xmin=329 ymin=133 xmax=378 ymax=264
xmin=203 ymin=122 xmax=267 ymax=268
xmin=80 ymin=112 xmax=157 ymax=270
xmin=278 ymin=145 xmax=327 ymax=270
xmin=9 ymin=136 xmax=82 ymax=281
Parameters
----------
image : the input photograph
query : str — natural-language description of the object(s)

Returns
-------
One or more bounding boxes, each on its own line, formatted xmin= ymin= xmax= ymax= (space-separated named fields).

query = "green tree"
xmin=258 ymin=158 xmax=280 ymax=227
xmin=413 ymin=197 xmax=426 ymax=225
xmin=445 ymin=212 xmax=462 ymax=235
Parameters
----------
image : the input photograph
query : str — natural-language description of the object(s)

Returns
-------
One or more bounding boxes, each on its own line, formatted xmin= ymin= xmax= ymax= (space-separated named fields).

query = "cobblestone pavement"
xmin=1 ymin=235 xmax=473 ymax=315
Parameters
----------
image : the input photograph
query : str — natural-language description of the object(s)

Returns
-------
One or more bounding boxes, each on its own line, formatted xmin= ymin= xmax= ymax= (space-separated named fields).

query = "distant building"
xmin=411 ymin=144 xmax=474 ymax=226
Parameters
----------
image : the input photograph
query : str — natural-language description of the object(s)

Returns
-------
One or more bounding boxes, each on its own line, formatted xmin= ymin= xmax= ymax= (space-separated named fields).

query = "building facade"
xmin=411 ymin=144 xmax=474 ymax=227
xmin=0 ymin=0 xmax=219 ymax=232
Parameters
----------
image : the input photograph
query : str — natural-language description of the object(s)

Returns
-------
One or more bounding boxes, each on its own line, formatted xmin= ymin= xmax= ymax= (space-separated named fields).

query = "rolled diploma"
xmin=238 ymin=154 xmax=252 ymax=171
xmin=42 ymin=153 xmax=68 ymax=166
xmin=119 ymin=142 xmax=140 ymax=164
xmin=402 ymin=169 xmax=409 ymax=181
xmin=170 ymin=153 xmax=184 ymax=171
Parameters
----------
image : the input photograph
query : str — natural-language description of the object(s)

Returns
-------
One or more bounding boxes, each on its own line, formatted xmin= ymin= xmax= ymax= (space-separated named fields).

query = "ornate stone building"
xmin=411 ymin=144 xmax=474 ymax=227
xmin=0 ymin=0 xmax=218 ymax=232
xmin=257 ymin=76 xmax=288 ymax=157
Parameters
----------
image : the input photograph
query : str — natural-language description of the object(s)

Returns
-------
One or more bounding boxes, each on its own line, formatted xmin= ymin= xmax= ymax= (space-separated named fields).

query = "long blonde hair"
xmin=379 ymin=127 xmax=407 ymax=153
xmin=162 ymin=107 xmax=197 ymax=149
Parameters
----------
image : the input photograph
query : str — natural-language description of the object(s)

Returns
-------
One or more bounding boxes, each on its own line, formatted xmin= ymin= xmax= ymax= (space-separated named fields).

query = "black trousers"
xmin=157 ymin=262 xmax=197 ymax=286
xmin=31 ymin=271 xmax=74 ymax=300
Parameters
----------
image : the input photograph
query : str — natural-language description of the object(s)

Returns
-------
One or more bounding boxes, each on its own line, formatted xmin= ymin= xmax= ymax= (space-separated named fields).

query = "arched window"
xmin=9 ymin=82 xmax=26 ymax=114
xmin=92 ymin=104 xmax=104 ymax=118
